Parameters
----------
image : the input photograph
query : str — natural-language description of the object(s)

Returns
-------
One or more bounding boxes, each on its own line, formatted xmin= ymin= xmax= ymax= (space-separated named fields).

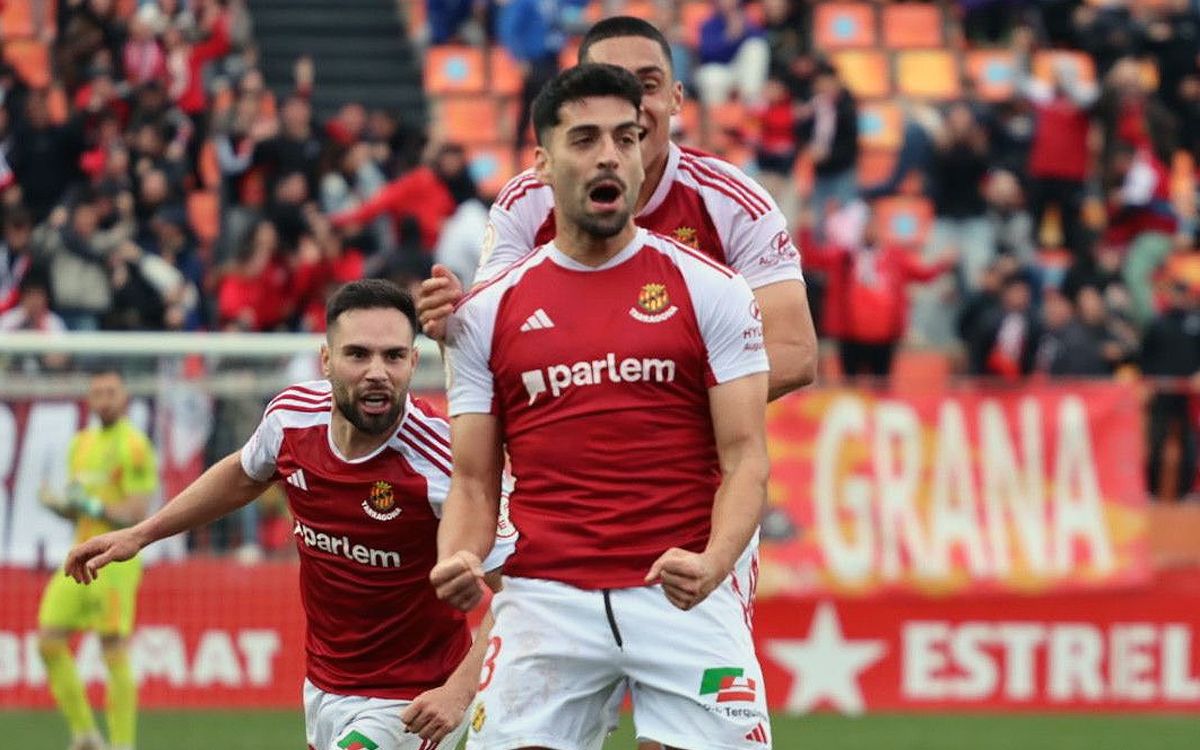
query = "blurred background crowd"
xmin=2 ymin=0 xmax=1199 ymax=556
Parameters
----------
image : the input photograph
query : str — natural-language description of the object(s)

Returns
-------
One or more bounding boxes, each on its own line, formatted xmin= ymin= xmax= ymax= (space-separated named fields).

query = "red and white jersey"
xmin=478 ymin=142 xmax=803 ymax=290
xmin=446 ymin=228 xmax=768 ymax=589
xmin=240 ymin=381 xmax=514 ymax=699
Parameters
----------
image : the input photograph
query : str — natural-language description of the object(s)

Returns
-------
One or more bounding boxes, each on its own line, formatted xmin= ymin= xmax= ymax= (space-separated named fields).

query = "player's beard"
xmin=576 ymin=206 xmax=631 ymax=238
xmin=331 ymin=381 xmax=404 ymax=436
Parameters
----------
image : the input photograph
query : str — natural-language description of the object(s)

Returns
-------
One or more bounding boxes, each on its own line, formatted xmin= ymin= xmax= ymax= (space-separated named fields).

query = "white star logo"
xmin=767 ymin=602 xmax=887 ymax=715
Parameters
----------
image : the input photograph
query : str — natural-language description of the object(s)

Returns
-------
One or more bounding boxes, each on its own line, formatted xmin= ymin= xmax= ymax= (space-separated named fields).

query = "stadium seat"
xmin=858 ymin=101 xmax=903 ymax=151
xmin=435 ymin=97 xmax=504 ymax=145
xmin=199 ymin=140 xmax=221 ymax=190
xmin=0 ymin=0 xmax=35 ymax=38
xmin=965 ymin=50 xmax=1017 ymax=102
xmin=1171 ymin=150 xmax=1197 ymax=220
xmin=424 ymin=46 xmax=485 ymax=95
xmin=3 ymin=39 xmax=50 ymax=87
xmin=489 ymin=48 xmax=523 ymax=96
xmin=791 ymin=151 xmax=814 ymax=197
xmin=46 ymin=85 xmax=69 ymax=124
xmin=814 ymin=3 xmax=877 ymax=49
xmin=1032 ymin=51 xmax=1095 ymax=88
xmin=559 ymin=38 xmax=582 ymax=71
xmin=468 ymin=147 xmax=516 ymax=199
xmin=858 ymin=148 xmax=898 ymax=188
xmin=881 ymin=4 xmax=943 ymax=48
xmin=896 ymin=50 xmax=961 ymax=100
xmin=186 ymin=190 xmax=221 ymax=245
xmin=831 ymin=51 xmax=891 ymax=99
xmin=681 ymin=1 xmax=711 ymax=48
xmin=874 ymin=195 xmax=933 ymax=247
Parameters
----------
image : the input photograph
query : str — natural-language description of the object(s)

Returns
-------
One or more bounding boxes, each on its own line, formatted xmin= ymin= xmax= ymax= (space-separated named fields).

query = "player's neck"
xmin=554 ymin=219 xmax=638 ymax=266
xmin=329 ymin=409 xmax=403 ymax=461
xmin=634 ymin=146 xmax=669 ymax=213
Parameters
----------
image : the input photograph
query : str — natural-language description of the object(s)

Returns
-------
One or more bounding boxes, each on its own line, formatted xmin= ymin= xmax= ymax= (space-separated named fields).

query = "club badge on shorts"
xmin=336 ymin=729 xmax=379 ymax=750
xmin=471 ymin=702 xmax=486 ymax=732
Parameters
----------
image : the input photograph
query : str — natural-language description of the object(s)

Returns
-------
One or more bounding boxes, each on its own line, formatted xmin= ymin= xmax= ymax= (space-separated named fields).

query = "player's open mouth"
xmin=359 ymin=393 xmax=392 ymax=415
xmin=587 ymin=180 xmax=623 ymax=212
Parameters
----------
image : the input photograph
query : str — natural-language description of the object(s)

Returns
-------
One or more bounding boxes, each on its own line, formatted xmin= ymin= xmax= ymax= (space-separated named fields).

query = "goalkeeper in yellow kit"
xmin=38 ymin=369 xmax=157 ymax=750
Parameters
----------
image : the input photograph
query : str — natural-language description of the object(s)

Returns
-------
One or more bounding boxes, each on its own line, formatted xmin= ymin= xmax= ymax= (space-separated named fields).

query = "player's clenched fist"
xmin=63 ymin=529 xmax=143 ymax=584
xmin=401 ymin=682 xmax=474 ymax=743
xmin=645 ymin=547 xmax=727 ymax=611
xmin=416 ymin=265 xmax=464 ymax=342
xmin=431 ymin=550 xmax=486 ymax=611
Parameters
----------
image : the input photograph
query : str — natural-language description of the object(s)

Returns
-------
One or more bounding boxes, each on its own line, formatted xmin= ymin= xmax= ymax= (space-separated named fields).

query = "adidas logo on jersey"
xmin=519 ymin=308 xmax=555 ymax=332
xmin=285 ymin=469 xmax=308 ymax=491
xmin=521 ymin=353 xmax=677 ymax=404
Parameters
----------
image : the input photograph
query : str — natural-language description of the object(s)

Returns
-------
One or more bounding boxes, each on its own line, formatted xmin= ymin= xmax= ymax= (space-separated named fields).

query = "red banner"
xmin=758 ymin=383 xmax=1150 ymax=598
xmin=3 ymin=563 xmax=1198 ymax=712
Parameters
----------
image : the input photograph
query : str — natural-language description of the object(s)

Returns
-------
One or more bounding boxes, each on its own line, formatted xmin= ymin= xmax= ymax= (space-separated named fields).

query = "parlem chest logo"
xmin=630 ymin=282 xmax=678 ymax=323
xmin=362 ymin=480 xmax=401 ymax=521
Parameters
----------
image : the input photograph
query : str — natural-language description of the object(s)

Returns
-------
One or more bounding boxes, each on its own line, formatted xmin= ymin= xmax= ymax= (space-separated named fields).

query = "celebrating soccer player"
xmin=418 ymin=16 xmax=815 ymax=402
xmin=38 ymin=369 xmax=156 ymax=750
xmin=64 ymin=280 xmax=513 ymax=750
xmin=434 ymin=64 xmax=774 ymax=749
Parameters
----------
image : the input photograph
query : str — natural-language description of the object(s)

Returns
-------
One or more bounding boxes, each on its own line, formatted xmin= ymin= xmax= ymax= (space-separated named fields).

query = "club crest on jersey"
xmin=630 ymin=282 xmax=678 ymax=323
xmin=673 ymin=226 xmax=699 ymax=249
xmin=362 ymin=480 xmax=401 ymax=521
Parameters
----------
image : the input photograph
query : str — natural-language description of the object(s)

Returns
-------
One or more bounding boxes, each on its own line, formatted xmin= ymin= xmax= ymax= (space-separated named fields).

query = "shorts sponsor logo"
xmin=700 ymin=667 xmax=758 ymax=704
xmin=362 ymin=480 xmax=401 ymax=521
xmin=471 ymin=702 xmax=486 ymax=732
xmin=337 ymin=729 xmax=379 ymax=750
xmin=520 ymin=354 xmax=677 ymax=405
xmin=293 ymin=521 xmax=401 ymax=568
xmin=630 ymin=282 xmax=678 ymax=323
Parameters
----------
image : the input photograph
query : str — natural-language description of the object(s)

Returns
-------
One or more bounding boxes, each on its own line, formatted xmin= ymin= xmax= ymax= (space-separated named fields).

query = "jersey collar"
xmin=547 ymin=228 xmax=647 ymax=272
xmin=324 ymin=395 xmax=413 ymax=464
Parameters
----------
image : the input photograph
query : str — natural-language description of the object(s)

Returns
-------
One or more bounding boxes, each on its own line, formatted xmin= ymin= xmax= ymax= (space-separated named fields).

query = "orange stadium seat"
xmin=3 ymin=39 xmax=49 ymax=87
xmin=424 ymin=46 xmax=485 ymax=95
xmin=489 ymin=48 xmax=523 ymax=96
xmin=436 ymin=97 xmax=503 ymax=144
xmin=186 ymin=190 xmax=221 ymax=245
xmin=831 ymin=51 xmax=891 ymax=99
xmin=404 ymin=0 xmax=427 ymax=37
xmin=1032 ymin=50 xmax=1095 ymax=88
xmin=858 ymin=101 xmax=903 ymax=151
xmin=965 ymin=50 xmax=1017 ymax=102
xmin=468 ymin=147 xmax=516 ymax=199
xmin=559 ymin=38 xmax=582 ymax=70
xmin=896 ymin=50 xmax=960 ymax=100
xmin=46 ymin=85 xmax=69 ymax=124
xmin=1 ymin=0 xmax=35 ymax=38
xmin=875 ymin=195 xmax=933 ymax=247
xmin=858 ymin=148 xmax=898 ymax=188
xmin=199 ymin=140 xmax=221 ymax=190
xmin=881 ymin=4 xmax=943 ymax=48
xmin=681 ymin=1 xmax=711 ymax=48
xmin=814 ymin=3 xmax=877 ymax=49
xmin=1171 ymin=150 xmax=1197 ymax=220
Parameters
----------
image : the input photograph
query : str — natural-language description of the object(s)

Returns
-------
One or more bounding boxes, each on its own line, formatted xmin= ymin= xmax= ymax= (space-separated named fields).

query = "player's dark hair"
xmin=531 ymin=63 xmax=643 ymax=146
xmin=578 ymin=16 xmax=674 ymax=75
xmin=325 ymin=279 xmax=419 ymax=340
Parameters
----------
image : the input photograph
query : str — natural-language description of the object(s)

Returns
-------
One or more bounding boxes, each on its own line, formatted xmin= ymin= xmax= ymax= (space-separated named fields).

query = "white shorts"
xmin=465 ymin=549 xmax=770 ymax=750
xmin=303 ymin=679 xmax=468 ymax=750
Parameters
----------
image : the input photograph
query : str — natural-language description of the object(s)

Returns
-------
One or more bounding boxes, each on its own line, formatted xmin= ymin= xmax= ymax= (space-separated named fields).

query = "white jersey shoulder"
xmin=476 ymin=169 xmax=554 ymax=283
xmin=674 ymin=148 xmax=804 ymax=289
xmin=241 ymin=380 xmax=332 ymax=481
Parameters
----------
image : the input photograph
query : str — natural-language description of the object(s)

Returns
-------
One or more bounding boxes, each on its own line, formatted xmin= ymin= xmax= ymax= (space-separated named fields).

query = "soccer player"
xmin=38 ymin=369 xmax=157 ymax=750
xmin=434 ymin=64 xmax=774 ymax=748
xmin=64 ymin=280 xmax=513 ymax=750
xmin=418 ymin=15 xmax=816 ymax=402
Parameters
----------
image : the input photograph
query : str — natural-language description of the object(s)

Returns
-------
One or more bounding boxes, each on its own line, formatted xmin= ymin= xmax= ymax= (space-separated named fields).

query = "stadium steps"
xmin=247 ymin=0 xmax=427 ymax=127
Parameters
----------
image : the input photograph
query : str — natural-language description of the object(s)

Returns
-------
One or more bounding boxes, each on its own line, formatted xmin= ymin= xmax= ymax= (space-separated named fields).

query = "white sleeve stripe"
xmin=679 ymin=164 xmax=766 ymax=220
xmin=406 ymin=411 xmax=451 ymax=452
xmin=397 ymin=433 xmax=452 ymax=476
xmin=681 ymin=155 xmax=771 ymax=216
xmin=498 ymin=176 xmax=548 ymax=211
xmin=495 ymin=170 xmax=540 ymax=206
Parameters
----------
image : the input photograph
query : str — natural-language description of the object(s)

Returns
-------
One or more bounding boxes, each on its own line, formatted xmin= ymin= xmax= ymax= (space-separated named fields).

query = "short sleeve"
xmin=240 ymin=409 xmax=285 ymax=482
xmin=121 ymin=431 xmax=159 ymax=495
xmin=695 ymin=272 xmax=770 ymax=386
xmin=446 ymin=298 xmax=497 ymax=416
xmin=474 ymin=174 xmax=550 ymax=283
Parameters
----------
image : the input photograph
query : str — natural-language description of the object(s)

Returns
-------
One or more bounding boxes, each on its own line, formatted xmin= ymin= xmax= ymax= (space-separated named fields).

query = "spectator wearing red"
xmin=124 ymin=5 xmax=168 ymax=89
xmin=165 ymin=0 xmax=232 ymax=118
xmin=804 ymin=201 xmax=957 ymax=378
xmin=217 ymin=220 xmax=294 ymax=331
xmin=330 ymin=143 xmax=476 ymax=265
xmin=1016 ymin=28 xmax=1098 ymax=260
xmin=753 ymin=76 xmax=799 ymax=229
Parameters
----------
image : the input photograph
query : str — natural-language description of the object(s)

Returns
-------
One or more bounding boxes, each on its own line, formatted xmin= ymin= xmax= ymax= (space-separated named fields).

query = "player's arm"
xmin=755 ymin=279 xmax=818 ymax=400
xmin=63 ymin=453 xmax=272 ymax=583
xmin=402 ymin=572 xmax=503 ymax=742
xmin=646 ymin=373 xmax=770 ymax=610
xmin=432 ymin=413 xmax=504 ymax=611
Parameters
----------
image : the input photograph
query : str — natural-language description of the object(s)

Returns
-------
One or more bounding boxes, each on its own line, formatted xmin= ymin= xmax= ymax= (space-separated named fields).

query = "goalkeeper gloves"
xmin=65 ymin=484 xmax=106 ymax=520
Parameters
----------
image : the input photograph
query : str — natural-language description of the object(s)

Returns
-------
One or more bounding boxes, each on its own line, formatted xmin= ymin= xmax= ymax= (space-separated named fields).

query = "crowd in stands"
xmin=4 ymin=0 xmax=1200 ymax=516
